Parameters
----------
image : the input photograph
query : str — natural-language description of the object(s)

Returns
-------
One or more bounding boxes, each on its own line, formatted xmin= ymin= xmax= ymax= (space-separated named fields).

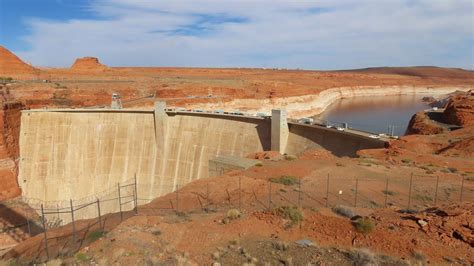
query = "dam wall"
xmin=19 ymin=109 xmax=269 ymax=215
xmin=286 ymin=122 xmax=386 ymax=157
xmin=18 ymin=107 xmax=386 ymax=220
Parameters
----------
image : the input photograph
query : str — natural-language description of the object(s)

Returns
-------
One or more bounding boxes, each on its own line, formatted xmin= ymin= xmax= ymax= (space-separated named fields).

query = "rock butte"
xmin=70 ymin=57 xmax=108 ymax=71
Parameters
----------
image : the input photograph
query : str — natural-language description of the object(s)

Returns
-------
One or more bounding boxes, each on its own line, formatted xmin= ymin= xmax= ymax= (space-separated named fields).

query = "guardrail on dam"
xmin=18 ymin=103 xmax=387 ymax=219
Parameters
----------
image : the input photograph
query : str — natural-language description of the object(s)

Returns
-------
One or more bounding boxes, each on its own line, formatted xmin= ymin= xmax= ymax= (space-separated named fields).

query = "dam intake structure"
xmin=18 ymin=102 xmax=387 ymax=220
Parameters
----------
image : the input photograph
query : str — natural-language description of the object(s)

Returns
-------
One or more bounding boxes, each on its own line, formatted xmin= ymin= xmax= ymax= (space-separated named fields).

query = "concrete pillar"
xmin=154 ymin=101 xmax=168 ymax=149
xmin=271 ymin=109 xmax=289 ymax=154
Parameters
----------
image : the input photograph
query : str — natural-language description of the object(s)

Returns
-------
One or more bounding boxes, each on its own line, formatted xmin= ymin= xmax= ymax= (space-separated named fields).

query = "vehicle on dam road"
xmin=298 ymin=117 xmax=314 ymax=124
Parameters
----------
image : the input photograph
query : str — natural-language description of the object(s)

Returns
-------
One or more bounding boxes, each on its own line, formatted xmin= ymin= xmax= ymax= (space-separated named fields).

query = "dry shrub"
xmin=353 ymin=217 xmax=375 ymax=234
xmin=273 ymin=206 xmax=303 ymax=225
xmin=226 ymin=209 xmax=241 ymax=220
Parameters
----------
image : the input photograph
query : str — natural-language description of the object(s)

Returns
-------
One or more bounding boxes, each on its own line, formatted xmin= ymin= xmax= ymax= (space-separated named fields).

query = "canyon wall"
xmin=186 ymin=86 xmax=472 ymax=118
xmin=0 ymin=101 xmax=23 ymax=200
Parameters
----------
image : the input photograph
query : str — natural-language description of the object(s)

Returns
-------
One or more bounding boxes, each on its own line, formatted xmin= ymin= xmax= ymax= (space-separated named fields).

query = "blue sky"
xmin=0 ymin=0 xmax=95 ymax=50
xmin=0 ymin=0 xmax=472 ymax=69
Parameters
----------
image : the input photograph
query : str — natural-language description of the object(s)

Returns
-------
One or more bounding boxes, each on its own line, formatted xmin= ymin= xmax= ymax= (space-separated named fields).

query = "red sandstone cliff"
xmin=443 ymin=90 xmax=474 ymax=126
xmin=405 ymin=111 xmax=447 ymax=135
xmin=0 ymin=98 xmax=23 ymax=200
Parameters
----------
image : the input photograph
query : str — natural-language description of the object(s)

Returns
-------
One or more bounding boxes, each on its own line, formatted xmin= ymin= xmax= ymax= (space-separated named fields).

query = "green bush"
xmin=0 ymin=77 xmax=13 ymax=83
xmin=382 ymin=190 xmax=396 ymax=196
xmin=87 ymin=230 xmax=106 ymax=242
xmin=353 ymin=217 xmax=375 ymax=234
xmin=75 ymin=252 xmax=90 ymax=262
xmin=284 ymin=155 xmax=297 ymax=161
xmin=273 ymin=206 xmax=303 ymax=225
xmin=401 ymin=158 xmax=412 ymax=164
xmin=269 ymin=176 xmax=300 ymax=186
xmin=414 ymin=194 xmax=433 ymax=202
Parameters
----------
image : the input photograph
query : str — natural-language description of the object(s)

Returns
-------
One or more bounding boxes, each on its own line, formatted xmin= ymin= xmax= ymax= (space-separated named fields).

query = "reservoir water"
xmin=317 ymin=94 xmax=433 ymax=136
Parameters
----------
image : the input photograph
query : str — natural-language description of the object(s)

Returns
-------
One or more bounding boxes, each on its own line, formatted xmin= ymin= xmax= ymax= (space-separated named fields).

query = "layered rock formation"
xmin=443 ymin=90 xmax=474 ymax=126
xmin=405 ymin=111 xmax=447 ymax=135
xmin=0 ymin=100 xmax=23 ymax=200
xmin=70 ymin=57 xmax=108 ymax=71
xmin=187 ymin=85 xmax=471 ymax=118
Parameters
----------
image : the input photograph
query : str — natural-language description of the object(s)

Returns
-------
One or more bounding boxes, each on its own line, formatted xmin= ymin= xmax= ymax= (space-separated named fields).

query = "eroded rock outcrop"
xmin=443 ymin=90 xmax=474 ymax=126
xmin=71 ymin=57 xmax=108 ymax=71
xmin=405 ymin=111 xmax=447 ymax=135
xmin=0 ymin=100 xmax=23 ymax=200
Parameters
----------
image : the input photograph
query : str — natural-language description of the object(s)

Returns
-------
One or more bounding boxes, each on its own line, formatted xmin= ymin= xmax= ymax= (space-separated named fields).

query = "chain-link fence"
xmin=0 ymin=173 xmax=472 ymax=261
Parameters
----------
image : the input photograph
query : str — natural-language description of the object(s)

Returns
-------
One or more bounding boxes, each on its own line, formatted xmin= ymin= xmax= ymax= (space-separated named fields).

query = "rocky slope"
xmin=0 ymin=46 xmax=38 ymax=78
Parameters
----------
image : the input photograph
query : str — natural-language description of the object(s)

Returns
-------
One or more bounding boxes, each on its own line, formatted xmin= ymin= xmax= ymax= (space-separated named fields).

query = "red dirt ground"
xmin=2 ymin=155 xmax=473 ymax=264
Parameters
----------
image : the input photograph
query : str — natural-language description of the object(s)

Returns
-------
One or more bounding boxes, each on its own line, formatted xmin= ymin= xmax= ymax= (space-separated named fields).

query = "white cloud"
xmin=16 ymin=0 xmax=474 ymax=69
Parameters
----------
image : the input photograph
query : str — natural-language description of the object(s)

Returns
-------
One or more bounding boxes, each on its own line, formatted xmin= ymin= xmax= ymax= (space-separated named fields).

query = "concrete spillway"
xmin=18 ymin=105 xmax=386 ymax=219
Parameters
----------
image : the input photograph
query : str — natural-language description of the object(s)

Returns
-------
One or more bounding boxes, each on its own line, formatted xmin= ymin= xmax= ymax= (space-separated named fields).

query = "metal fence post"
xmin=434 ymin=175 xmax=439 ymax=206
xmin=326 ymin=174 xmax=330 ymax=207
xmin=460 ymin=176 xmax=464 ymax=203
xmin=26 ymin=208 xmax=31 ymax=236
xmin=118 ymin=183 xmax=123 ymax=221
xmin=176 ymin=184 xmax=179 ymax=213
xmin=41 ymin=204 xmax=49 ymax=260
xmin=268 ymin=181 xmax=272 ymax=210
xmin=407 ymin=173 xmax=413 ymax=210
xmin=298 ymin=178 xmax=302 ymax=208
xmin=238 ymin=175 xmax=242 ymax=212
xmin=70 ymin=199 xmax=76 ymax=245
xmin=384 ymin=178 xmax=389 ymax=207
xmin=134 ymin=174 xmax=138 ymax=214
xmin=97 ymin=198 xmax=102 ymax=230
xmin=354 ymin=178 xmax=359 ymax=208
xmin=206 ymin=182 xmax=210 ymax=210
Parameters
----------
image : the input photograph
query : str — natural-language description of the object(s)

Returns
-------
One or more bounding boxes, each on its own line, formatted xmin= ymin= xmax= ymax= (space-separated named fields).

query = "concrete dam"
xmin=18 ymin=103 xmax=386 ymax=219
